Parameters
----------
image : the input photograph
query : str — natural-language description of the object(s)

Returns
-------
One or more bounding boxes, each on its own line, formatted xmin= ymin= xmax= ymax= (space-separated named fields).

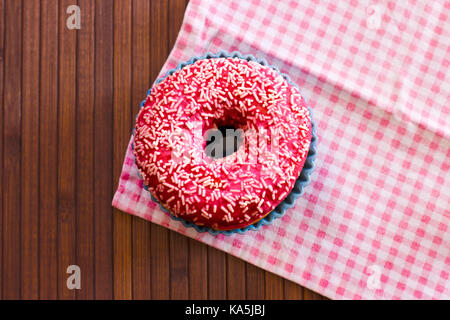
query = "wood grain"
xmin=93 ymin=0 xmax=113 ymax=300
xmin=3 ymin=0 xmax=22 ymax=299
xmin=284 ymin=279 xmax=303 ymax=300
xmin=188 ymin=239 xmax=208 ymax=299
xmin=227 ymin=256 xmax=246 ymax=299
xmin=246 ymin=263 xmax=265 ymax=299
xmin=303 ymin=288 xmax=325 ymax=300
xmin=39 ymin=0 xmax=59 ymax=300
xmin=0 ymin=0 xmax=4 ymax=299
xmin=208 ymin=248 xmax=227 ymax=299
xmin=112 ymin=0 xmax=132 ymax=300
xmin=76 ymin=0 xmax=95 ymax=300
xmin=265 ymin=271 xmax=284 ymax=300
xmin=21 ymin=0 xmax=40 ymax=300
xmin=169 ymin=231 xmax=189 ymax=299
xmin=0 ymin=0 xmax=325 ymax=300
xmin=58 ymin=0 xmax=77 ymax=300
xmin=131 ymin=0 xmax=151 ymax=300
xmin=149 ymin=0 xmax=170 ymax=300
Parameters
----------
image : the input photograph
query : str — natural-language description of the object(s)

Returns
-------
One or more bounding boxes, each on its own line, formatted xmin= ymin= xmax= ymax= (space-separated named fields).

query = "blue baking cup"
xmin=132 ymin=51 xmax=317 ymax=236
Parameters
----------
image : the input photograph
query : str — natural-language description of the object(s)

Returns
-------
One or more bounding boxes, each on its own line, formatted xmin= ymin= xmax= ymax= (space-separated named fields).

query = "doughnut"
xmin=133 ymin=57 xmax=312 ymax=231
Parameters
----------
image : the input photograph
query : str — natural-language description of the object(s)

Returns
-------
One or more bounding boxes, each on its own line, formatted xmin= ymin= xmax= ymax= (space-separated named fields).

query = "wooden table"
xmin=0 ymin=0 xmax=325 ymax=299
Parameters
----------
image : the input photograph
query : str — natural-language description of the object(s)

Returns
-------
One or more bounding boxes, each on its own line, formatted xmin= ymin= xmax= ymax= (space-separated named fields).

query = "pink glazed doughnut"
xmin=133 ymin=57 xmax=312 ymax=230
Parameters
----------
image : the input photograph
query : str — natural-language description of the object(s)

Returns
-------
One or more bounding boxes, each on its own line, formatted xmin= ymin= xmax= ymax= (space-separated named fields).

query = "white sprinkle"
xmin=166 ymin=196 xmax=175 ymax=204
xmin=221 ymin=205 xmax=231 ymax=215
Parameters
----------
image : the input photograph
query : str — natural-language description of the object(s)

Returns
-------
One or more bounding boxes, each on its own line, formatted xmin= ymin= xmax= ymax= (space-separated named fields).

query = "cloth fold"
xmin=113 ymin=0 xmax=450 ymax=299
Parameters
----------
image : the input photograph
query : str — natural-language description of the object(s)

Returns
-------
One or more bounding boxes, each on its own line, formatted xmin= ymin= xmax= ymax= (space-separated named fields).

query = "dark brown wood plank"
xmin=149 ymin=0 xmax=170 ymax=300
xmin=265 ymin=272 xmax=284 ymax=300
xmin=0 ymin=0 xmax=6 ymax=301
xmin=39 ymin=0 xmax=59 ymax=300
xmin=303 ymin=287 xmax=324 ymax=300
xmin=167 ymin=0 xmax=189 ymax=300
xmin=169 ymin=231 xmax=189 ymax=299
xmin=284 ymin=280 xmax=304 ymax=300
xmin=246 ymin=263 xmax=265 ymax=299
xmin=94 ymin=0 xmax=114 ymax=300
xmin=188 ymin=240 xmax=207 ymax=299
xmin=21 ymin=0 xmax=40 ymax=300
xmin=131 ymin=216 xmax=151 ymax=299
xmin=76 ymin=0 xmax=95 ymax=300
xmin=131 ymin=0 xmax=152 ymax=300
xmin=58 ymin=0 xmax=77 ymax=300
xmin=227 ymin=255 xmax=246 ymax=299
xmin=113 ymin=0 xmax=133 ymax=300
xmin=208 ymin=248 xmax=227 ymax=299
xmin=150 ymin=223 xmax=169 ymax=300
xmin=2 ymin=0 xmax=22 ymax=300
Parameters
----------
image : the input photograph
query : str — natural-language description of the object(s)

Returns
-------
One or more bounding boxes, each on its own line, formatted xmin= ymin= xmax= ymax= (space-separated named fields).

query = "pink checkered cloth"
xmin=113 ymin=0 xmax=450 ymax=299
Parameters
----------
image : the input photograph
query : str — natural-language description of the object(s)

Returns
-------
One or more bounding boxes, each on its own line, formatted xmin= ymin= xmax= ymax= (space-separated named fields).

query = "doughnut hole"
xmin=204 ymin=109 xmax=247 ymax=159
xmin=204 ymin=125 xmax=244 ymax=159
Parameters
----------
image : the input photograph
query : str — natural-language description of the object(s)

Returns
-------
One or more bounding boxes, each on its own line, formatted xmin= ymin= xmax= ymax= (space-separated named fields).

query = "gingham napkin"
xmin=113 ymin=0 xmax=450 ymax=299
